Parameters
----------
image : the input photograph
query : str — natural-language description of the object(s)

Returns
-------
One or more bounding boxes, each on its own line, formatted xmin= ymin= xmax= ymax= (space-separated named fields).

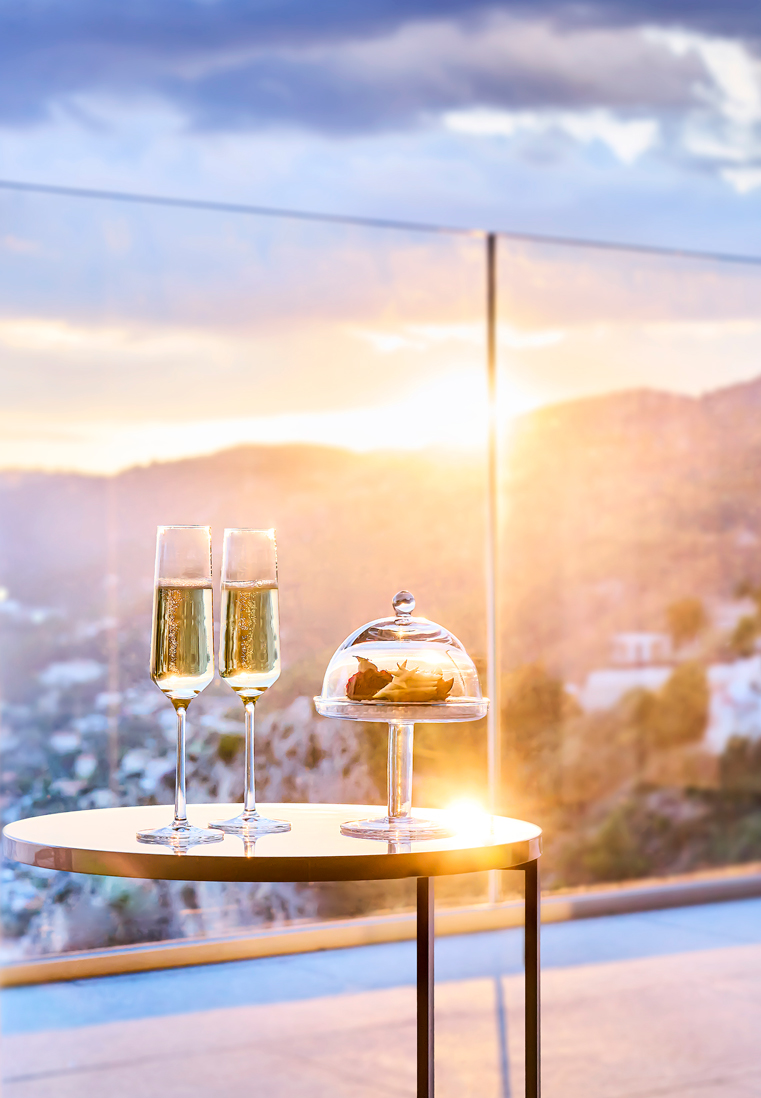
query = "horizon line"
xmin=0 ymin=437 xmax=486 ymax=479
xmin=1 ymin=373 xmax=758 ymax=478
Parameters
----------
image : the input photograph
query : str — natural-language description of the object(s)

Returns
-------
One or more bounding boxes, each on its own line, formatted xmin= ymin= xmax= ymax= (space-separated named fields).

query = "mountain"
xmin=502 ymin=378 xmax=761 ymax=674
xmin=0 ymin=445 xmax=488 ymax=698
xmin=2 ymin=375 xmax=761 ymax=695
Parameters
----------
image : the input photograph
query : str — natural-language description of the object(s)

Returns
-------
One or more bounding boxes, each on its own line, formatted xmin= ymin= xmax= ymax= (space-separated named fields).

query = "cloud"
xmin=638 ymin=30 xmax=761 ymax=179
xmin=0 ymin=2 xmax=759 ymax=184
xmin=354 ymin=321 xmax=566 ymax=353
xmin=445 ymin=107 xmax=659 ymax=164
xmin=556 ymin=2 xmax=761 ymax=42
xmin=3 ymin=2 xmax=759 ymax=196
xmin=169 ymin=16 xmax=707 ymax=135
xmin=722 ymin=167 xmax=761 ymax=193
xmin=2 ymin=2 xmax=761 ymax=224
xmin=0 ymin=4 xmax=725 ymax=132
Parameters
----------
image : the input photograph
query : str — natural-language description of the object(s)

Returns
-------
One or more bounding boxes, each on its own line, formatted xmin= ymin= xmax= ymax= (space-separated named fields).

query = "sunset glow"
xmin=2 ymin=215 xmax=761 ymax=474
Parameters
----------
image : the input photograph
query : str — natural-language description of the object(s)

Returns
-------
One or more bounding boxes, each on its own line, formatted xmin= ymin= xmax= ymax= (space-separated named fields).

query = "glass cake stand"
xmin=315 ymin=591 xmax=488 ymax=840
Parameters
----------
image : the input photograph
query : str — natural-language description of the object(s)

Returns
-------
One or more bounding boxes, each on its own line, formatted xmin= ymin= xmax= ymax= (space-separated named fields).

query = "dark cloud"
xmin=170 ymin=23 xmax=704 ymax=134
xmin=0 ymin=1 xmax=756 ymax=131
xmin=549 ymin=1 xmax=761 ymax=41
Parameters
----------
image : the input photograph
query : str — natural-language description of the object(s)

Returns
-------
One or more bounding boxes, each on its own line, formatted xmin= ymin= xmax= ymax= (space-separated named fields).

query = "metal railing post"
xmin=486 ymin=232 xmax=502 ymax=904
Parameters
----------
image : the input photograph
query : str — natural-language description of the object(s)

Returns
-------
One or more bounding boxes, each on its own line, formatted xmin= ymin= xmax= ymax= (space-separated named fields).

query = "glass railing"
xmin=2 ymin=180 xmax=761 ymax=964
xmin=0 ymin=182 xmax=491 ymax=960
xmin=497 ymin=236 xmax=761 ymax=890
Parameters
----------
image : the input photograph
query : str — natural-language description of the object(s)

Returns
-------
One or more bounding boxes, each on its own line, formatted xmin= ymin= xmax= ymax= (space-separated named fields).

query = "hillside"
xmin=502 ymin=380 xmax=761 ymax=675
xmin=2 ymin=376 xmax=761 ymax=690
xmin=0 ymin=445 xmax=488 ymax=692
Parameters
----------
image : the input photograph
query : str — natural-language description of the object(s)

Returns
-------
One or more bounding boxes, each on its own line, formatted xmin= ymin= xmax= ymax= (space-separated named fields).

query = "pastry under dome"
xmin=315 ymin=591 xmax=487 ymax=723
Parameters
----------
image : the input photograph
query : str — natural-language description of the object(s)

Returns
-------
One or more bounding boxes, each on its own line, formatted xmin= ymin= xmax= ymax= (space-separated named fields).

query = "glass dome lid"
xmin=315 ymin=591 xmax=487 ymax=723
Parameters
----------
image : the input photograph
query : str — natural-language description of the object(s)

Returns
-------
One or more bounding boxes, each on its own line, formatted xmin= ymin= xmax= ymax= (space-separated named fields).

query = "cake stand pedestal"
xmin=313 ymin=698 xmax=488 ymax=840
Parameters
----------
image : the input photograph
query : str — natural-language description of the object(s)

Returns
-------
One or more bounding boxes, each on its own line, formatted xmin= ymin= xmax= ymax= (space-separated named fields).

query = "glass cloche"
xmin=316 ymin=590 xmax=486 ymax=721
xmin=315 ymin=591 xmax=488 ymax=840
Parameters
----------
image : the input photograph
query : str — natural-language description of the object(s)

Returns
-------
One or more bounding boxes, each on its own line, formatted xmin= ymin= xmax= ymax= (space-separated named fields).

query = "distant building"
xmin=705 ymin=657 xmax=761 ymax=754
xmin=710 ymin=597 xmax=757 ymax=636
xmin=579 ymin=665 xmax=671 ymax=711
xmin=578 ymin=650 xmax=761 ymax=754
xmin=578 ymin=631 xmax=673 ymax=710
xmin=610 ymin=632 xmax=672 ymax=666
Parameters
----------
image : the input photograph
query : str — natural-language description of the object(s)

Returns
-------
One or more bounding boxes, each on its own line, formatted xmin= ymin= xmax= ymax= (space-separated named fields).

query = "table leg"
xmin=417 ymin=876 xmax=434 ymax=1098
xmin=524 ymin=860 xmax=541 ymax=1098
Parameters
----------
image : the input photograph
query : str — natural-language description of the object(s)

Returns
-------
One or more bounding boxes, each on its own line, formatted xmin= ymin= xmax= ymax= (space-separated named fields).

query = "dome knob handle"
xmin=392 ymin=590 xmax=415 ymax=617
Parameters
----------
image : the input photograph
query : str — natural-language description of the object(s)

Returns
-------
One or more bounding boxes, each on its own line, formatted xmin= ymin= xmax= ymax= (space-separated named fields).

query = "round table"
xmin=3 ymin=804 xmax=542 ymax=1098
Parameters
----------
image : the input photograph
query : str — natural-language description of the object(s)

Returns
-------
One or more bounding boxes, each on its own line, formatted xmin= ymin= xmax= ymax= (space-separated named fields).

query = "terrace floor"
xmin=3 ymin=897 xmax=761 ymax=1097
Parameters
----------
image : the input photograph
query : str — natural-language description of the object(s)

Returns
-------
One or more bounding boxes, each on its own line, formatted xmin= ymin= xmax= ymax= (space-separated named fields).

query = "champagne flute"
xmin=137 ymin=526 xmax=223 ymax=847
xmin=210 ymin=528 xmax=290 ymax=835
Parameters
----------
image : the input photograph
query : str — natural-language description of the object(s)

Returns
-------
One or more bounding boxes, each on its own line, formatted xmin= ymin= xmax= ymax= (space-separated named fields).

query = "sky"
xmin=2 ymin=0 xmax=761 ymax=471
xmin=4 ymin=0 xmax=761 ymax=249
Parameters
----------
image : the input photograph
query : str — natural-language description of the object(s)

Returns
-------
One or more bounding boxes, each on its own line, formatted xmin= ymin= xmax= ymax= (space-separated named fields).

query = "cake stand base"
xmin=340 ymin=814 xmax=452 ymax=841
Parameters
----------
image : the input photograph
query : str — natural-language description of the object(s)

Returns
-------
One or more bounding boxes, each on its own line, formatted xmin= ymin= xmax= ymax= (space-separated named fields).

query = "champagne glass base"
xmin=340 ymin=815 xmax=453 ymax=841
xmin=136 ymin=824 xmax=223 ymax=848
xmin=209 ymin=812 xmax=291 ymax=836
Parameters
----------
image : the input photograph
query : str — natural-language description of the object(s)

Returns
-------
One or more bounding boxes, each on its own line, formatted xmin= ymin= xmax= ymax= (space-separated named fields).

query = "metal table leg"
xmin=417 ymin=876 xmax=434 ymax=1098
xmin=524 ymin=860 xmax=541 ymax=1098
xmin=416 ymin=865 xmax=538 ymax=1098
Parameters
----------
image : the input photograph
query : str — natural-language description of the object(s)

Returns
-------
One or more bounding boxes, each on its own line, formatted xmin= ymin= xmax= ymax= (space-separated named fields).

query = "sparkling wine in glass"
xmin=137 ymin=525 xmax=223 ymax=847
xmin=210 ymin=528 xmax=290 ymax=835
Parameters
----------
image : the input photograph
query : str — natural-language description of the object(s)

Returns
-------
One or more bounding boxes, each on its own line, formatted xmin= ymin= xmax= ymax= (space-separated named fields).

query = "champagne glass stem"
xmin=387 ymin=721 xmax=414 ymax=820
xmin=138 ymin=698 xmax=221 ymax=846
xmin=208 ymin=696 xmax=288 ymax=834
xmin=174 ymin=703 xmax=188 ymax=829
xmin=243 ymin=700 xmax=257 ymax=820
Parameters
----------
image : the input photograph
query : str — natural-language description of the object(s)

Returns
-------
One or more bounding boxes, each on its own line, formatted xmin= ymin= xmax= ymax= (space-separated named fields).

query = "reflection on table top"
xmin=2 ymin=804 xmax=542 ymax=883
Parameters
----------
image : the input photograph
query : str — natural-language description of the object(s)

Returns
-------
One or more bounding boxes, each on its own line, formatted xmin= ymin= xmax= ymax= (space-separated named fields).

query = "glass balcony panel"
xmin=0 ymin=188 xmax=491 ymax=959
xmin=497 ymin=237 xmax=761 ymax=890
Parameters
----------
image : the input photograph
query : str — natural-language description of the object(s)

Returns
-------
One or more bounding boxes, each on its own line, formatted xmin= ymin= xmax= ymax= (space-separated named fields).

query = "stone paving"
xmin=3 ymin=899 xmax=761 ymax=1097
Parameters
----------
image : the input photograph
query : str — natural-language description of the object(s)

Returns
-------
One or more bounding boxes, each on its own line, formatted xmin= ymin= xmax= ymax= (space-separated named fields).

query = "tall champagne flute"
xmin=210 ymin=528 xmax=290 ymax=835
xmin=137 ymin=526 xmax=223 ymax=847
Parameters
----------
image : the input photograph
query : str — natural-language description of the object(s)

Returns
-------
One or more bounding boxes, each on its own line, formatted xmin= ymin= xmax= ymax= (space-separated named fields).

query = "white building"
xmin=579 ymin=665 xmax=672 ymax=711
xmin=577 ymin=655 xmax=761 ymax=755
xmin=578 ymin=630 xmax=674 ymax=711
xmin=610 ymin=632 xmax=672 ymax=666
xmin=705 ymin=657 xmax=761 ymax=754
xmin=710 ymin=597 xmax=757 ymax=635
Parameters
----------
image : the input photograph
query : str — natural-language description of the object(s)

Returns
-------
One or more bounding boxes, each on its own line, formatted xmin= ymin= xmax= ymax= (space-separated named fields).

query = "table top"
xmin=2 ymin=804 xmax=542 ymax=883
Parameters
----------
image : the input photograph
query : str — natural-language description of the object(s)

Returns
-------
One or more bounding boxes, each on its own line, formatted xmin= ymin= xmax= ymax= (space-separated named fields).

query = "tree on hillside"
xmin=648 ymin=661 xmax=710 ymax=749
xmin=734 ymin=579 xmax=761 ymax=604
xmin=726 ymin=580 xmax=761 ymax=658
xmin=503 ymin=662 xmax=569 ymax=755
xmin=730 ymin=615 xmax=759 ymax=659
xmin=720 ymin=735 xmax=761 ymax=795
xmin=502 ymin=663 xmax=578 ymax=805
xmin=666 ymin=597 xmax=707 ymax=649
xmin=623 ymin=686 xmax=658 ymax=778
xmin=560 ymin=706 xmax=640 ymax=808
